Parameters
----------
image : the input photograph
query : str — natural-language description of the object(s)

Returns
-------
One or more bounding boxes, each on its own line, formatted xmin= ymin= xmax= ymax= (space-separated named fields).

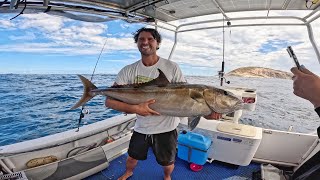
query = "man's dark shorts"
xmin=128 ymin=129 xmax=178 ymax=166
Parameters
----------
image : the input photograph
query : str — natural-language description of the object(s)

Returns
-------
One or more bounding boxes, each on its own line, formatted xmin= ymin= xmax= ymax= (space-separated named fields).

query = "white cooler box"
xmin=206 ymin=122 xmax=262 ymax=166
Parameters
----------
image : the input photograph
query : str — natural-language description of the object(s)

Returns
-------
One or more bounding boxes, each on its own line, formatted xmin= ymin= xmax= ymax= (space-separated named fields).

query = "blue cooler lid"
xmin=178 ymin=131 xmax=211 ymax=151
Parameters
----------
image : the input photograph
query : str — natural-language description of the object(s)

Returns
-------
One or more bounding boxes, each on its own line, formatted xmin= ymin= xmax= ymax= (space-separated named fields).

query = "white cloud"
xmin=117 ymin=32 xmax=132 ymax=37
xmin=0 ymin=19 xmax=14 ymax=28
xmin=19 ymin=13 xmax=64 ymax=32
xmin=1 ymin=10 xmax=320 ymax=75
xmin=33 ymin=20 xmax=108 ymax=46
xmin=0 ymin=36 xmax=137 ymax=56
xmin=154 ymin=11 xmax=320 ymax=75
xmin=0 ymin=14 xmax=137 ymax=55
xmin=120 ymin=23 xmax=130 ymax=29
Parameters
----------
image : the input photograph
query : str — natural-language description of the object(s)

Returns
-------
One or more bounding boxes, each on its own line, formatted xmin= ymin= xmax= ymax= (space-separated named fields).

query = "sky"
xmin=0 ymin=10 xmax=320 ymax=76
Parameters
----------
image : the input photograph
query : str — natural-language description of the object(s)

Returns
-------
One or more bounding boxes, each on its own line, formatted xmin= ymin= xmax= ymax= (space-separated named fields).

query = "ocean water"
xmin=0 ymin=74 xmax=319 ymax=146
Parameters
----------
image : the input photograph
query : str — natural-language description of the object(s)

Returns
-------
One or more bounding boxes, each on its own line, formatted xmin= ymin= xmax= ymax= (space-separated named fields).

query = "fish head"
xmin=203 ymin=87 xmax=243 ymax=114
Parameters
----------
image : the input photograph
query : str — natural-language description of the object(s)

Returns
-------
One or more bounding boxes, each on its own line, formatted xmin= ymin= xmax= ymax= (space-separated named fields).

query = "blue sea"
xmin=0 ymin=74 xmax=319 ymax=146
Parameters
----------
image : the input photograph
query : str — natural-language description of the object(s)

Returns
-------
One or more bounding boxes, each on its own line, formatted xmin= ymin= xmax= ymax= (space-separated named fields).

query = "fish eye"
xmin=223 ymin=91 xmax=228 ymax=95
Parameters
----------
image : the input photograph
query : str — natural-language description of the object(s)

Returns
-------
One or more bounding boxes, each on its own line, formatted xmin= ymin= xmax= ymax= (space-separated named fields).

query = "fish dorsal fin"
xmin=110 ymin=69 xmax=170 ymax=88
xmin=140 ymin=69 xmax=170 ymax=87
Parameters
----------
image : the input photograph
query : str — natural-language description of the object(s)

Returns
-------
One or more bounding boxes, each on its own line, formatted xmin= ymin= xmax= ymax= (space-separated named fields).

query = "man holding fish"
xmin=105 ymin=28 xmax=223 ymax=180
xmin=105 ymin=27 xmax=185 ymax=180
xmin=72 ymin=27 xmax=242 ymax=180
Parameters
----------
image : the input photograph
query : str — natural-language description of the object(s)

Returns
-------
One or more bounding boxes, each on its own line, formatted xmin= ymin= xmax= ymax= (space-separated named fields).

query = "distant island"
xmin=226 ymin=67 xmax=293 ymax=79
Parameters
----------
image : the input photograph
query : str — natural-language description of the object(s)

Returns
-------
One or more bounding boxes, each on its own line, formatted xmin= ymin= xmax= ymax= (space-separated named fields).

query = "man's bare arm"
xmin=105 ymin=82 xmax=160 ymax=116
xmin=105 ymin=98 xmax=160 ymax=116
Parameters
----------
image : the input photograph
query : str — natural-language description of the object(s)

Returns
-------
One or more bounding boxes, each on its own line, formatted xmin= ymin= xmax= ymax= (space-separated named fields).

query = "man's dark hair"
xmin=133 ymin=27 xmax=162 ymax=44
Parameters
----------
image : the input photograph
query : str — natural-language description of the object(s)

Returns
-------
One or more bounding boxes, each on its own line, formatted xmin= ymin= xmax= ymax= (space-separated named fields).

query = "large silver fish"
xmin=71 ymin=69 xmax=243 ymax=130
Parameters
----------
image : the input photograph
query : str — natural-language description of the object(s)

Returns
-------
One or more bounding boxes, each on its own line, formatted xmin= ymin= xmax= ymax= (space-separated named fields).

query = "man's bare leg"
xmin=163 ymin=164 xmax=174 ymax=180
xmin=118 ymin=156 xmax=138 ymax=180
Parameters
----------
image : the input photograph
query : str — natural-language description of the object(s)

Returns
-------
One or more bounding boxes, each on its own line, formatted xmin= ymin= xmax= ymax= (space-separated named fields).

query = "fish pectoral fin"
xmin=189 ymin=89 xmax=205 ymax=103
xmin=188 ymin=116 xmax=201 ymax=131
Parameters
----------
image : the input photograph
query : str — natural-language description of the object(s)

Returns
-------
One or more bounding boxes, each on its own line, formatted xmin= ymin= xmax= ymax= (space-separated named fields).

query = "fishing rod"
xmin=76 ymin=39 xmax=108 ymax=132
xmin=218 ymin=17 xmax=231 ymax=86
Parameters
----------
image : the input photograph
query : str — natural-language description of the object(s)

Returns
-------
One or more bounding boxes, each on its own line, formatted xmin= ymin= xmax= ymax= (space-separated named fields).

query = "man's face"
xmin=137 ymin=31 xmax=159 ymax=56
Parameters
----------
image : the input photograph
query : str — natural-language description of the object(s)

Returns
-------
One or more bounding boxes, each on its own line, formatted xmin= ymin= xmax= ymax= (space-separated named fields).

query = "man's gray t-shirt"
xmin=115 ymin=58 xmax=186 ymax=134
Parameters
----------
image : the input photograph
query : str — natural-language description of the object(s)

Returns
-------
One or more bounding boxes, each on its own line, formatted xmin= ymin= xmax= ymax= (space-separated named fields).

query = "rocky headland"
xmin=226 ymin=67 xmax=293 ymax=79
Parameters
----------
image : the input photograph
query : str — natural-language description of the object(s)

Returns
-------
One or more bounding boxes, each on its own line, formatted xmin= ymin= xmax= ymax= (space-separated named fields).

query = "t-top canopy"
xmin=0 ymin=0 xmax=319 ymax=23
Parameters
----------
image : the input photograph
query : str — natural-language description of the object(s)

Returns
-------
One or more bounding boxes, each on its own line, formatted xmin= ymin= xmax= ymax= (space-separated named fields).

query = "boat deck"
xmin=86 ymin=149 xmax=261 ymax=180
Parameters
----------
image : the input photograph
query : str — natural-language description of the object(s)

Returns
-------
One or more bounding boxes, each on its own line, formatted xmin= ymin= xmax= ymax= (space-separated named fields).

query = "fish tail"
xmin=70 ymin=75 xmax=98 ymax=110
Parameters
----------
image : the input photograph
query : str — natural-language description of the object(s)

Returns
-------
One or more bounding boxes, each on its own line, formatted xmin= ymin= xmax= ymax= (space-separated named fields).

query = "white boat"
xmin=0 ymin=0 xmax=319 ymax=179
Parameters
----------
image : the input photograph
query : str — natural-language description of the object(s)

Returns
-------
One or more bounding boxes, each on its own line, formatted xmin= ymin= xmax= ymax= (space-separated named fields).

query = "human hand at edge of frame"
xmin=204 ymin=112 xmax=222 ymax=120
xmin=291 ymin=66 xmax=320 ymax=108
xmin=134 ymin=99 xmax=161 ymax=116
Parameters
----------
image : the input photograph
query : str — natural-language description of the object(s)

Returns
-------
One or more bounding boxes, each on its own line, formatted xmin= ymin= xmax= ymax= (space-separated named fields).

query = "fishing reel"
xmin=222 ymin=77 xmax=230 ymax=84
xmin=218 ymin=70 xmax=230 ymax=84
xmin=82 ymin=109 xmax=90 ymax=115
xmin=76 ymin=108 xmax=90 ymax=132
xmin=79 ymin=109 xmax=90 ymax=119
